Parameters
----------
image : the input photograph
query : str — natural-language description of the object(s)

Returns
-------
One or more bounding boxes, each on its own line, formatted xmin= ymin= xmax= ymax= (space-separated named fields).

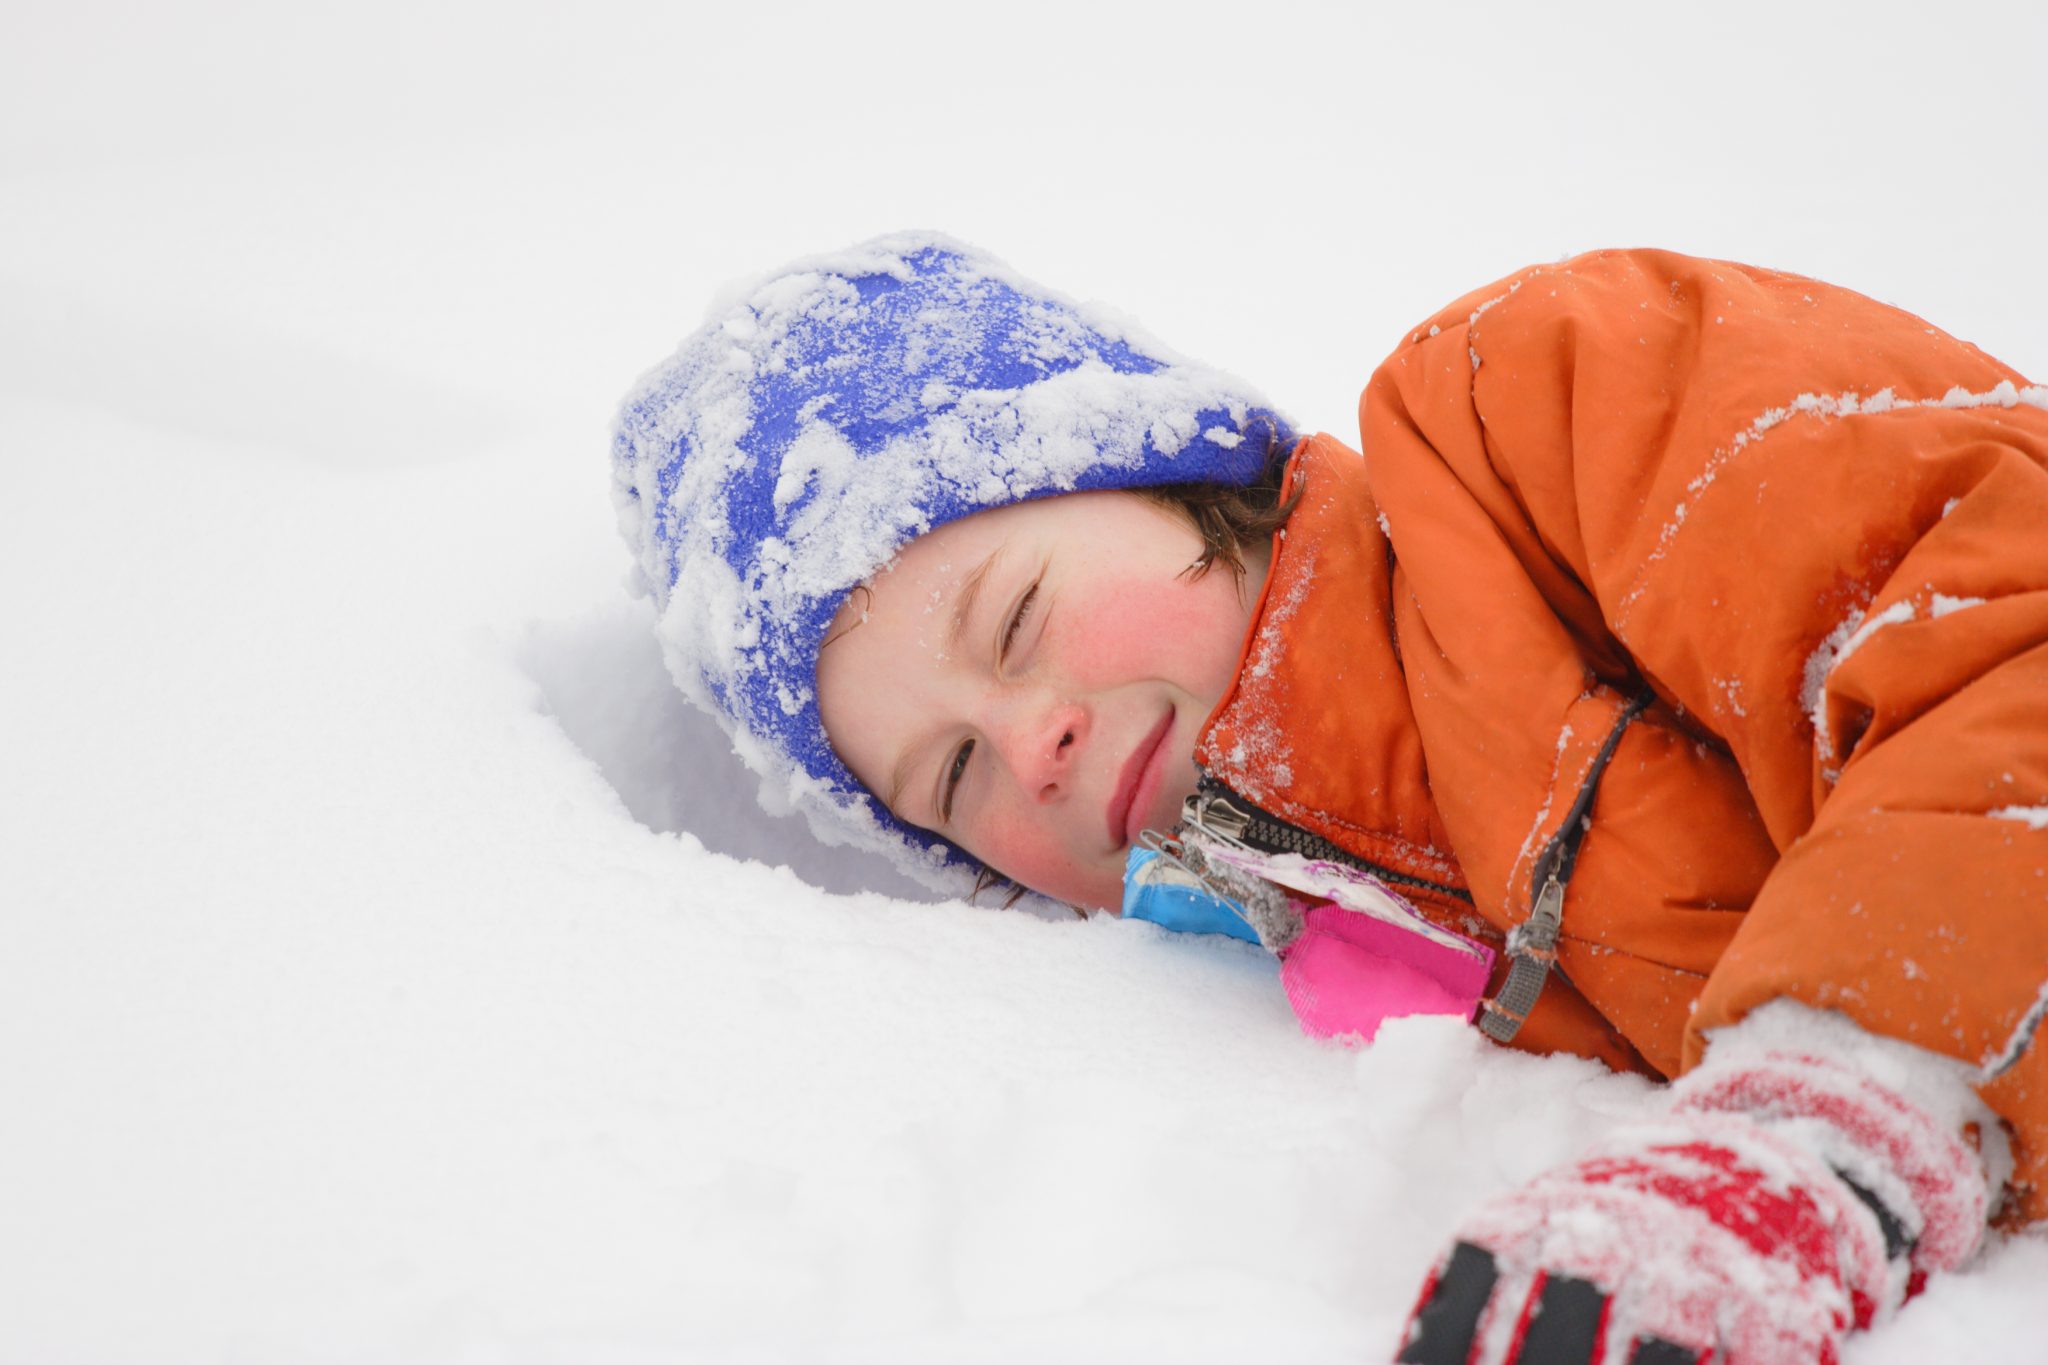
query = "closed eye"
xmin=940 ymin=738 xmax=974 ymax=822
xmin=1000 ymin=581 xmax=1039 ymax=660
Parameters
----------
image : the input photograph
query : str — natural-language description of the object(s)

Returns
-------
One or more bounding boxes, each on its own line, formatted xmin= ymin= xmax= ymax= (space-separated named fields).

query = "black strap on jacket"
xmin=1479 ymin=690 xmax=1656 ymax=1044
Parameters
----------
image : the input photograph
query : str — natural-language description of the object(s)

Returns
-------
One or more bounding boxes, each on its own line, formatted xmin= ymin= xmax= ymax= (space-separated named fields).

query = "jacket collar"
xmin=1196 ymin=434 xmax=1465 ymax=894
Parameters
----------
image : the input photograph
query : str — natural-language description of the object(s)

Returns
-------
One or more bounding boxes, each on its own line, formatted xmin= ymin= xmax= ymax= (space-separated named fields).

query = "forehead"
xmin=844 ymin=503 xmax=1011 ymax=638
xmin=847 ymin=495 xmax=1050 ymax=622
xmin=873 ymin=489 xmax=1163 ymax=580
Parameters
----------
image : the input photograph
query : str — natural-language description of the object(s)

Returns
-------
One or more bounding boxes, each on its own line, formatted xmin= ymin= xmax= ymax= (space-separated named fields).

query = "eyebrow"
xmin=883 ymin=742 xmax=922 ymax=819
xmin=882 ymin=547 xmax=1002 ymax=819
xmin=945 ymin=547 xmax=1001 ymax=657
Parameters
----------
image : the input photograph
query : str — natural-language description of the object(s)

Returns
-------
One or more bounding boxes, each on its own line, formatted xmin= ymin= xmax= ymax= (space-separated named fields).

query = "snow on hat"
xmin=611 ymin=231 xmax=1292 ymax=893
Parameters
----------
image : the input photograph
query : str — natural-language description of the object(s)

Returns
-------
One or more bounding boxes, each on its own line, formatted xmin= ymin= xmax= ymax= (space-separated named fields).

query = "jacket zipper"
xmin=1184 ymin=774 xmax=1475 ymax=905
xmin=1185 ymin=688 xmax=1654 ymax=1047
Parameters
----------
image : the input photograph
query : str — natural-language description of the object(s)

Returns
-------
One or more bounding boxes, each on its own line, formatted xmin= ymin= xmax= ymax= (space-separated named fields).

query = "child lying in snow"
xmin=612 ymin=235 xmax=2048 ymax=1363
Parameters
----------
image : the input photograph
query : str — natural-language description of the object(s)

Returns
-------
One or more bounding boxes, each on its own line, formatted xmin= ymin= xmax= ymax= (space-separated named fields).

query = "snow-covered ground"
xmin=4 ymin=3 xmax=2045 ymax=1360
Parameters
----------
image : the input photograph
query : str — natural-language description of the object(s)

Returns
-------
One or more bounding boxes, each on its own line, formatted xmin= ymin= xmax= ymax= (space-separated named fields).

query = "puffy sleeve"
xmin=1361 ymin=248 xmax=2048 ymax=1218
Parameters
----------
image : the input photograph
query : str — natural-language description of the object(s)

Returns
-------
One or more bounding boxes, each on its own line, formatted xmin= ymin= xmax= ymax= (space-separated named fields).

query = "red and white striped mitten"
xmin=1397 ymin=1022 xmax=1995 ymax=1365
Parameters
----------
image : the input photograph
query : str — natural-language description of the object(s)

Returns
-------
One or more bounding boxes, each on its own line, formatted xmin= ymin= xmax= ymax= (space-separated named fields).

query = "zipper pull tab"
xmin=1515 ymin=873 xmax=1565 ymax=954
xmin=1183 ymin=788 xmax=1251 ymax=843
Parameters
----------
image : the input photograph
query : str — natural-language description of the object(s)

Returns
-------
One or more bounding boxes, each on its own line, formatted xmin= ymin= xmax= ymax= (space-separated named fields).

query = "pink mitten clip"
xmin=1201 ymin=842 xmax=1495 ymax=1043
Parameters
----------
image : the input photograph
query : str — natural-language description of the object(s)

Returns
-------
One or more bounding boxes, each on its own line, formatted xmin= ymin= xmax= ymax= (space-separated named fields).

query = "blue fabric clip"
xmin=1121 ymin=846 xmax=1260 ymax=944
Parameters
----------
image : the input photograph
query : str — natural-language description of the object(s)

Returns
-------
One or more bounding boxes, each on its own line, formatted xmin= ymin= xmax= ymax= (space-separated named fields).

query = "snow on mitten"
xmin=1397 ymin=1039 xmax=1993 ymax=1365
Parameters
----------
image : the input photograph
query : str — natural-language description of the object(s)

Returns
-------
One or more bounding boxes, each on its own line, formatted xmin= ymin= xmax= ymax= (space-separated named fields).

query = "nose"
xmin=990 ymin=690 xmax=1089 ymax=801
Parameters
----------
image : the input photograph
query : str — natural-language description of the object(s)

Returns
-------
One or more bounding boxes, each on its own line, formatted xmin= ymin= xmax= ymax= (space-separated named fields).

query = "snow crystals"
xmin=1512 ymin=719 xmax=1577 ymax=876
xmin=1466 ymin=274 xmax=1532 ymax=372
xmin=1213 ymin=545 xmax=1318 ymax=800
xmin=1801 ymin=599 xmax=1915 ymax=780
xmin=1714 ymin=675 xmax=1749 ymax=719
xmin=1620 ymin=380 xmax=2048 ymax=627
xmin=1930 ymin=592 xmax=1988 ymax=619
xmin=1990 ymin=805 xmax=2048 ymax=832
xmin=1983 ymin=976 xmax=2048 ymax=1082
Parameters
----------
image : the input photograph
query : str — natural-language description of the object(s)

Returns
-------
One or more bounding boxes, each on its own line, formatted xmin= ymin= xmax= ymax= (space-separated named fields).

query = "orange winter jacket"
xmin=1196 ymin=249 xmax=2048 ymax=1221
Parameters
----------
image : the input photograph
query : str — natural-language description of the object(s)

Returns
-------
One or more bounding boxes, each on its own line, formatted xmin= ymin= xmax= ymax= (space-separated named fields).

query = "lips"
xmin=1107 ymin=707 xmax=1176 ymax=849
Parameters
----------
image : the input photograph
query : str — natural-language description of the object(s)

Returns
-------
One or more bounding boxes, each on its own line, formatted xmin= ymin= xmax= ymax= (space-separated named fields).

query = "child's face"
xmin=817 ymin=492 xmax=1268 ymax=911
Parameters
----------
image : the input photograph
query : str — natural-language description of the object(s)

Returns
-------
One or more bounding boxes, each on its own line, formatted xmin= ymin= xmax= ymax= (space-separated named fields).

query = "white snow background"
xmin=4 ymin=2 xmax=2046 ymax=1360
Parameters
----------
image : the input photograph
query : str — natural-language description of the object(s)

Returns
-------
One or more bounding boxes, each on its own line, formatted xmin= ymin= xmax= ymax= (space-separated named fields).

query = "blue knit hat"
xmin=611 ymin=232 xmax=1292 ymax=893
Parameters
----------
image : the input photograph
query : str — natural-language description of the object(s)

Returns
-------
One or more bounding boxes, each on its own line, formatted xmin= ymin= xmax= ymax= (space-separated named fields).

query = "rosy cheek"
xmin=973 ymin=815 xmax=1068 ymax=883
xmin=969 ymin=812 xmax=1108 ymax=907
xmin=1061 ymin=584 xmax=1240 ymax=692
